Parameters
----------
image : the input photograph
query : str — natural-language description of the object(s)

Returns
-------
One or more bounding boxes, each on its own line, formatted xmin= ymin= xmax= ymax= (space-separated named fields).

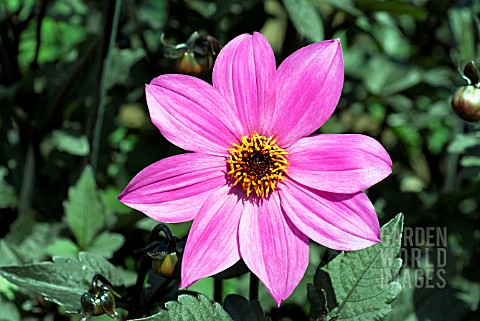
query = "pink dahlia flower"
xmin=118 ymin=32 xmax=392 ymax=305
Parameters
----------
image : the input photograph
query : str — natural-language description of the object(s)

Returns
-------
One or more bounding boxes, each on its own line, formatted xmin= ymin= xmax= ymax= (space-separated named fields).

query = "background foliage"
xmin=1 ymin=0 xmax=479 ymax=320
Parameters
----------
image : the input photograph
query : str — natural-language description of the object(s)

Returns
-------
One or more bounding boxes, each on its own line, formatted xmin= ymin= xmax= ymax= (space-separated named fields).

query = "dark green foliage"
xmin=1 ymin=0 xmax=480 ymax=320
xmin=224 ymin=294 xmax=270 ymax=321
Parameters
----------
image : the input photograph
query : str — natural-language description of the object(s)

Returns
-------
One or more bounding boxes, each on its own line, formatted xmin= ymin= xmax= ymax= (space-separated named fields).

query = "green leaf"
xmin=387 ymin=268 xmax=472 ymax=321
xmin=87 ymin=232 xmax=125 ymax=259
xmin=322 ymin=0 xmax=363 ymax=17
xmin=0 ymin=295 xmax=21 ymax=321
xmin=321 ymin=214 xmax=404 ymax=321
xmin=50 ymin=130 xmax=90 ymax=156
xmin=107 ymin=48 xmax=145 ymax=89
xmin=283 ymin=0 xmax=324 ymax=42
xmin=133 ymin=294 xmax=233 ymax=321
xmin=0 ymin=252 xmax=124 ymax=312
xmin=448 ymin=8 xmax=476 ymax=62
xmin=0 ymin=241 xmax=20 ymax=300
xmin=0 ymin=167 xmax=17 ymax=209
xmin=64 ymin=165 xmax=106 ymax=249
xmin=223 ymin=295 xmax=270 ymax=321
xmin=447 ymin=133 xmax=480 ymax=153
xmin=363 ymin=57 xmax=421 ymax=96
xmin=460 ymin=156 xmax=480 ymax=167
xmin=357 ymin=0 xmax=427 ymax=19
xmin=5 ymin=215 xmax=62 ymax=261
xmin=46 ymin=238 xmax=80 ymax=257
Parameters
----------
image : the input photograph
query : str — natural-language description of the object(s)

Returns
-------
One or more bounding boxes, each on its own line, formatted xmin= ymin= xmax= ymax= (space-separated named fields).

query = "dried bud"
xmin=451 ymin=85 xmax=480 ymax=122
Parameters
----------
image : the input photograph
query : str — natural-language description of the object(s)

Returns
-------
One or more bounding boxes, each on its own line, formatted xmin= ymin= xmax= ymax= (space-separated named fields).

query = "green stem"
xmin=131 ymin=224 xmax=174 ymax=317
xmin=87 ymin=0 xmax=121 ymax=171
xmin=32 ymin=0 xmax=48 ymax=69
xmin=143 ymin=278 xmax=172 ymax=309
xmin=18 ymin=142 xmax=34 ymax=217
xmin=442 ymin=118 xmax=463 ymax=193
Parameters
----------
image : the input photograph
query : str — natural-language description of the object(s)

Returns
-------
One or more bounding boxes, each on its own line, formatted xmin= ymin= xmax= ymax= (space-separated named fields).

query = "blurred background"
xmin=0 ymin=0 xmax=479 ymax=320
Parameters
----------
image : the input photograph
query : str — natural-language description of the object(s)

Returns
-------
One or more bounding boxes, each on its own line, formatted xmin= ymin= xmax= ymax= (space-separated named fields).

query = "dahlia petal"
xmin=213 ymin=32 xmax=276 ymax=134
xmin=274 ymin=39 xmax=344 ymax=146
xmin=287 ymin=134 xmax=392 ymax=193
xmin=146 ymin=74 xmax=243 ymax=155
xmin=239 ymin=193 xmax=309 ymax=306
xmin=180 ymin=185 xmax=244 ymax=287
xmin=118 ymin=153 xmax=226 ymax=223
xmin=280 ymin=179 xmax=380 ymax=251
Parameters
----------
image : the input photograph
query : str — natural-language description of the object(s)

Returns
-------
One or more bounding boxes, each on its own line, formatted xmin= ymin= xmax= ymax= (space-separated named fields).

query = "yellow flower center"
xmin=227 ymin=131 xmax=289 ymax=198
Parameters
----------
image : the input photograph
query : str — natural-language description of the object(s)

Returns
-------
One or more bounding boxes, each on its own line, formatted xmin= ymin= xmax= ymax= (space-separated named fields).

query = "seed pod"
xmin=451 ymin=85 xmax=480 ymax=122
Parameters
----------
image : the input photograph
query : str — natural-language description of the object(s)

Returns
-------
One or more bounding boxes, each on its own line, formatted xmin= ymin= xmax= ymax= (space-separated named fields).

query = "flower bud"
xmin=161 ymin=32 xmax=219 ymax=74
xmin=80 ymin=292 xmax=103 ymax=320
xmin=176 ymin=52 xmax=213 ymax=75
xmin=80 ymin=283 xmax=119 ymax=320
xmin=462 ymin=61 xmax=479 ymax=85
xmin=98 ymin=286 xmax=119 ymax=319
xmin=451 ymin=85 xmax=480 ymax=122
xmin=151 ymin=251 xmax=181 ymax=278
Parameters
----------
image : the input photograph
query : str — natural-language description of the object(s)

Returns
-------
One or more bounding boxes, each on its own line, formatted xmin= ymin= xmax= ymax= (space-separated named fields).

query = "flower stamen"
xmin=227 ymin=131 xmax=289 ymax=198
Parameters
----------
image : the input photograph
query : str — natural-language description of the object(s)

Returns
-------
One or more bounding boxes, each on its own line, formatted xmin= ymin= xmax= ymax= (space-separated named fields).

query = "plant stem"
xmin=442 ymin=118 xmax=463 ymax=193
xmin=18 ymin=142 xmax=35 ymax=217
xmin=143 ymin=278 xmax=173 ymax=309
xmin=249 ymin=272 xmax=259 ymax=301
xmin=32 ymin=0 xmax=48 ymax=70
xmin=214 ymin=278 xmax=223 ymax=304
xmin=87 ymin=0 xmax=121 ymax=171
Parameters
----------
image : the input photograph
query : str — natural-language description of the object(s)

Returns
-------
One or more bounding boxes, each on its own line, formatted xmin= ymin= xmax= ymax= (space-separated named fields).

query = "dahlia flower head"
xmin=119 ymin=32 xmax=392 ymax=305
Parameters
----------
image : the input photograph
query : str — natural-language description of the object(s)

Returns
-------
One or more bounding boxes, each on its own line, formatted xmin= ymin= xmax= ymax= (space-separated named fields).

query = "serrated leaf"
xmin=223 ymin=295 xmax=270 ymax=321
xmin=283 ymin=0 xmax=324 ymax=42
xmin=64 ymin=166 xmax=106 ymax=249
xmin=88 ymin=232 xmax=125 ymax=259
xmin=5 ymin=215 xmax=62 ymax=261
xmin=0 ymin=241 xmax=20 ymax=300
xmin=132 ymin=294 xmax=233 ymax=321
xmin=0 ymin=252 xmax=124 ymax=312
xmin=321 ymin=214 xmax=404 ymax=321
